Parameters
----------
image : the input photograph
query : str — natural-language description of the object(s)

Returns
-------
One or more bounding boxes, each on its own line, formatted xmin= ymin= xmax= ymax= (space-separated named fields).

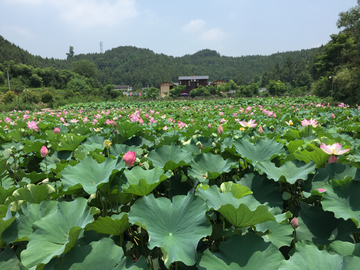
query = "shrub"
xmin=1 ymin=90 xmax=17 ymax=104
xmin=41 ymin=90 xmax=54 ymax=103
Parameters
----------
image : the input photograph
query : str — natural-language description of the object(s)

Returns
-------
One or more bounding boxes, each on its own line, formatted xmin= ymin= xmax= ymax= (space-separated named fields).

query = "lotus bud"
xmin=123 ymin=151 xmax=136 ymax=167
xmin=331 ymin=113 xmax=335 ymax=119
xmin=217 ymin=125 xmax=223 ymax=135
xmin=291 ymin=217 xmax=299 ymax=229
xmin=54 ymin=127 xmax=60 ymax=134
xmin=258 ymin=126 xmax=263 ymax=134
xmin=208 ymin=123 xmax=211 ymax=128
xmin=40 ymin=146 xmax=49 ymax=157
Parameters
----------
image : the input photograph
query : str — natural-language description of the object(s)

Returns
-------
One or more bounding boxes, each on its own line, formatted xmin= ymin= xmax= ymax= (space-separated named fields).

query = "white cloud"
xmin=182 ymin=19 xmax=206 ymax=33
xmin=201 ymin=27 xmax=226 ymax=42
xmin=54 ymin=0 xmax=138 ymax=28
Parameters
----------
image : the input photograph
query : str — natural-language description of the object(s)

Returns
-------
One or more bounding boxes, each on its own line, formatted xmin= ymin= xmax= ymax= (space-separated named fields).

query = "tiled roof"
xmin=178 ymin=76 xmax=209 ymax=80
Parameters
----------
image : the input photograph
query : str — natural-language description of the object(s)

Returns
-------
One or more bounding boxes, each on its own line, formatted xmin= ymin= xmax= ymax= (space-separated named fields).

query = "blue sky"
xmin=0 ymin=0 xmax=357 ymax=59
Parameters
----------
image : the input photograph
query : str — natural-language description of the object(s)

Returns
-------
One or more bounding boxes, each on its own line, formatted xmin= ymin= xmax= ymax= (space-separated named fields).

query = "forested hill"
xmin=0 ymin=35 xmax=318 ymax=88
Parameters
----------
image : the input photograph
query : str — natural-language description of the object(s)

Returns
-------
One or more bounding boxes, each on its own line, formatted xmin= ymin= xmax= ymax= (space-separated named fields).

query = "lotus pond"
xmin=1 ymin=96 xmax=360 ymax=269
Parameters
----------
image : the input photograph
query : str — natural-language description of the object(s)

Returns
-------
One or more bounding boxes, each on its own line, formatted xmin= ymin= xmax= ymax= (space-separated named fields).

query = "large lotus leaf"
xmin=3 ymin=201 xmax=58 ymax=243
xmin=295 ymin=203 xmax=357 ymax=245
xmin=0 ymin=205 xmax=15 ymax=246
xmin=196 ymin=186 xmax=275 ymax=227
xmin=57 ymin=133 xmax=87 ymax=151
xmin=238 ymin=172 xmax=283 ymax=208
xmin=109 ymin=144 xmax=139 ymax=157
xmin=278 ymin=242 xmax=360 ymax=269
xmin=219 ymin=182 xmax=252 ymax=198
xmin=198 ymin=234 xmax=283 ymax=270
xmin=116 ymin=122 xmax=142 ymax=139
xmin=86 ymin=213 xmax=129 ymax=235
xmin=255 ymin=160 xmax=316 ymax=184
xmin=188 ymin=153 xmax=237 ymax=181
xmin=147 ymin=145 xmax=192 ymax=171
xmin=286 ymin=139 xmax=304 ymax=154
xmin=5 ymin=184 xmax=56 ymax=204
xmin=303 ymin=163 xmax=360 ymax=193
xmin=20 ymin=198 xmax=94 ymax=269
xmin=61 ymin=156 xmax=121 ymax=194
xmin=182 ymin=136 xmax=213 ymax=155
xmin=293 ymin=147 xmax=330 ymax=168
xmin=121 ymin=166 xmax=171 ymax=196
xmin=219 ymin=202 xmax=276 ymax=228
xmin=255 ymin=220 xmax=294 ymax=248
xmin=355 ymin=148 xmax=360 ymax=162
xmin=0 ymin=245 xmax=25 ymax=270
xmin=125 ymin=136 xmax=153 ymax=148
xmin=128 ymin=193 xmax=211 ymax=267
xmin=51 ymin=238 xmax=149 ymax=270
xmin=233 ymin=138 xmax=285 ymax=165
xmin=0 ymin=186 xmax=16 ymax=205
xmin=321 ymin=178 xmax=360 ymax=228
xmin=329 ymin=240 xmax=360 ymax=257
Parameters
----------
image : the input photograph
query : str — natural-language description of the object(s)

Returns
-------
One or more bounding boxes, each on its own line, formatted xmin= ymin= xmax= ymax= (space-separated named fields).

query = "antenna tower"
xmin=100 ymin=42 xmax=103 ymax=54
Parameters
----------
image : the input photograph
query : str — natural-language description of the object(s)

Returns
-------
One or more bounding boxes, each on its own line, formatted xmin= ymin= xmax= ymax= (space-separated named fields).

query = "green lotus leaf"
xmin=128 ymin=193 xmax=211 ymax=267
xmin=321 ymin=178 xmax=360 ymax=228
xmin=57 ymin=133 xmax=87 ymax=151
xmin=233 ymin=138 xmax=285 ymax=165
xmin=3 ymin=201 xmax=58 ymax=243
xmin=294 ymin=147 xmax=330 ymax=168
xmin=61 ymin=156 xmax=122 ymax=194
xmin=286 ymin=139 xmax=304 ymax=154
xmin=40 ymin=154 xmax=61 ymax=172
xmin=255 ymin=160 xmax=316 ymax=184
xmin=6 ymin=184 xmax=56 ymax=204
xmin=0 ymin=245 xmax=25 ymax=270
xmin=278 ymin=242 xmax=360 ymax=269
xmin=296 ymin=203 xmax=357 ymax=245
xmin=147 ymin=145 xmax=192 ymax=171
xmin=196 ymin=185 xmax=275 ymax=227
xmin=198 ymin=234 xmax=283 ymax=270
xmin=329 ymin=240 xmax=360 ymax=257
xmin=0 ymin=205 xmax=15 ymax=247
xmin=51 ymin=237 xmax=149 ymax=270
xmin=182 ymin=136 xmax=213 ymax=155
xmin=121 ymin=166 xmax=171 ymax=196
xmin=20 ymin=198 xmax=94 ymax=269
xmin=0 ymin=186 xmax=16 ymax=205
xmin=188 ymin=153 xmax=237 ymax=181
xmin=219 ymin=182 xmax=252 ymax=198
xmin=86 ymin=213 xmax=129 ymax=236
xmin=303 ymin=163 xmax=360 ymax=193
xmin=238 ymin=173 xmax=283 ymax=208
xmin=255 ymin=220 xmax=294 ymax=248
xmin=110 ymin=144 xmax=138 ymax=157
xmin=354 ymin=148 xmax=360 ymax=162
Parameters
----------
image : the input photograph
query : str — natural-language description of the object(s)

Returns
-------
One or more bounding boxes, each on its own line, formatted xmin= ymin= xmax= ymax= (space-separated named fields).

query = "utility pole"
xmin=329 ymin=75 xmax=334 ymax=98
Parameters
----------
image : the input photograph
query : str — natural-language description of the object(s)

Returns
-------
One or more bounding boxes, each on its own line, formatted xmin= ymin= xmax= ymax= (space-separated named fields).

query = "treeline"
xmin=0 ymin=35 xmax=317 ymax=90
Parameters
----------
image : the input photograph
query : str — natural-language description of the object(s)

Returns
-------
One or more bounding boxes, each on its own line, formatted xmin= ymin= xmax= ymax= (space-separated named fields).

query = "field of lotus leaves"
xmin=0 ymin=96 xmax=360 ymax=269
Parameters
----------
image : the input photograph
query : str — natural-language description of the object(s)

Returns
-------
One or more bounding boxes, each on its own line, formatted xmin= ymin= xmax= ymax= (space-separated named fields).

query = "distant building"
xmin=159 ymin=76 xmax=227 ymax=97
xmin=114 ymin=85 xmax=133 ymax=96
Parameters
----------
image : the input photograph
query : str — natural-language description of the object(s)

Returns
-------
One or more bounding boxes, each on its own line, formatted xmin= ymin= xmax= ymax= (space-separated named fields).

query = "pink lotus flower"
xmin=239 ymin=119 xmax=257 ymax=128
xmin=54 ymin=127 xmax=60 ymax=134
xmin=320 ymin=143 xmax=350 ymax=156
xmin=301 ymin=118 xmax=318 ymax=127
xmin=331 ymin=113 xmax=335 ymax=119
xmin=123 ymin=151 xmax=136 ymax=167
xmin=318 ymin=188 xmax=326 ymax=193
xmin=217 ymin=124 xmax=224 ymax=134
xmin=40 ymin=146 xmax=49 ymax=157
xmin=285 ymin=120 xmax=293 ymax=126
xmin=27 ymin=121 xmax=39 ymax=131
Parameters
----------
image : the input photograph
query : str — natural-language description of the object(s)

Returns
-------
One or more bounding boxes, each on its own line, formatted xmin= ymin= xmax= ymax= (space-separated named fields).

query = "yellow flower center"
xmin=240 ymin=127 xmax=245 ymax=131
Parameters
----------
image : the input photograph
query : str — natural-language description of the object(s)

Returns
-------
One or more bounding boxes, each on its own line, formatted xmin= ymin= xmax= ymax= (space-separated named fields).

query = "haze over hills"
xmin=0 ymin=35 xmax=319 ymax=88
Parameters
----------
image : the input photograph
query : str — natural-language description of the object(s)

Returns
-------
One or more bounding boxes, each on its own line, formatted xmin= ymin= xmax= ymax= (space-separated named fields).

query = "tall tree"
xmin=66 ymin=46 xmax=75 ymax=60
xmin=337 ymin=0 xmax=360 ymax=36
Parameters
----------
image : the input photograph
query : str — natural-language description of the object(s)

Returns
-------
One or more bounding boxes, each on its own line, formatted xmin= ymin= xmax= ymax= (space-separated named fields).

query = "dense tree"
xmin=267 ymin=80 xmax=286 ymax=96
xmin=71 ymin=60 xmax=98 ymax=80
xmin=170 ymin=85 xmax=186 ymax=97
xmin=66 ymin=46 xmax=75 ymax=60
xmin=337 ymin=0 xmax=360 ymax=36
